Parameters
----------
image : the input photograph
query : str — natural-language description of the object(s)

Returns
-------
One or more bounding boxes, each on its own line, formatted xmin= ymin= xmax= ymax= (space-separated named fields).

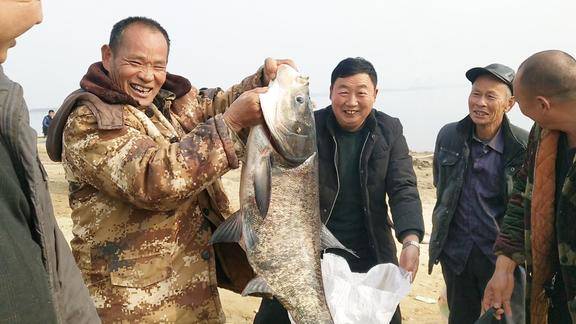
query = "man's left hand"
xmin=399 ymin=234 xmax=420 ymax=283
xmin=263 ymin=58 xmax=297 ymax=85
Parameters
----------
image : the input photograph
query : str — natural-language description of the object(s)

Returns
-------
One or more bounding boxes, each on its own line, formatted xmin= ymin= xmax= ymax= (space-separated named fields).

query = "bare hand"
xmin=399 ymin=235 xmax=420 ymax=282
xmin=482 ymin=256 xmax=516 ymax=320
xmin=263 ymin=58 xmax=297 ymax=85
xmin=223 ymin=87 xmax=268 ymax=133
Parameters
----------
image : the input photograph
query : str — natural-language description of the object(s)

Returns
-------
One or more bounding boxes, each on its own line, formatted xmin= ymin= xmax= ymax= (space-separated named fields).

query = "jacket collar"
xmin=472 ymin=127 xmax=504 ymax=154
xmin=79 ymin=62 xmax=192 ymax=107
xmin=456 ymin=114 xmax=525 ymax=162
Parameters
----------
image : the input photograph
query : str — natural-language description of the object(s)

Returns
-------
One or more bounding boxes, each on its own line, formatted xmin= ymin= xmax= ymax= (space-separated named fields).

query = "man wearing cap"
xmin=428 ymin=63 xmax=528 ymax=323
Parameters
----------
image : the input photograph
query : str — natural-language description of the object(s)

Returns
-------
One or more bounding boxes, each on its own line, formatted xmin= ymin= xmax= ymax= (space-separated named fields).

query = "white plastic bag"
xmin=320 ymin=253 xmax=412 ymax=324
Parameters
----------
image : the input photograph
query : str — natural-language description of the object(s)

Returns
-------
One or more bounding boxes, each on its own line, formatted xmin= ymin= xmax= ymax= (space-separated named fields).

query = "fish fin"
xmin=241 ymin=276 xmax=274 ymax=297
xmin=321 ymin=224 xmax=359 ymax=258
xmin=209 ymin=210 xmax=242 ymax=244
xmin=243 ymin=219 xmax=259 ymax=251
xmin=253 ymin=155 xmax=272 ymax=219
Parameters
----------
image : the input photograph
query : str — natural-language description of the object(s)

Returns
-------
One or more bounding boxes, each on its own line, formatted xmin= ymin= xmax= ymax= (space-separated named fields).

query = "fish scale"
xmin=210 ymin=65 xmax=353 ymax=324
xmin=241 ymin=132 xmax=331 ymax=323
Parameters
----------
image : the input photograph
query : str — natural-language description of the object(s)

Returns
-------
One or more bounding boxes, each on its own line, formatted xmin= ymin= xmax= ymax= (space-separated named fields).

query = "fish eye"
xmin=295 ymin=95 xmax=305 ymax=104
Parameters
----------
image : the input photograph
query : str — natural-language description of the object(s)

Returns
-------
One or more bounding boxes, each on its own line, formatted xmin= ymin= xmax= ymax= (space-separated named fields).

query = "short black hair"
xmin=48 ymin=109 xmax=54 ymax=113
xmin=109 ymin=16 xmax=170 ymax=55
xmin=330 ymin=57 xmax=377 ymax=88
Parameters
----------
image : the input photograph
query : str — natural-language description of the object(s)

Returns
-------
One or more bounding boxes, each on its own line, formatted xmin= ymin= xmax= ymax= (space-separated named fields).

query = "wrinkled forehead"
xmin=114 ymin=24 xmax=168 ymax=56
xmin=471 ymin=74 xmax=510 ymax=94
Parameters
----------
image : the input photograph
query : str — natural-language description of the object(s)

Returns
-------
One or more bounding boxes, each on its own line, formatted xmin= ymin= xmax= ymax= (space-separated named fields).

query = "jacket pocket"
xmin=109 ymin=252 xmax=172 ymax=288
xmin=438 ymin=146 xmax=461 ymax=166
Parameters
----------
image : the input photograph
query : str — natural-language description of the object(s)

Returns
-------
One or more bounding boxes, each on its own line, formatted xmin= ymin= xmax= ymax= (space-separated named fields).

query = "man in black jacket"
xmin=0 ymin=1 xmax=99 ymax=323
xmin=254 ymin=57 xmax=424 ymax=324
xmin=428 ymin=63 xmax=527 ymax=324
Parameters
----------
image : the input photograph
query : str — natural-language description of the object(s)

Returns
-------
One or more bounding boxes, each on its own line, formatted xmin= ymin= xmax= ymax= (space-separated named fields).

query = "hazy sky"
xmin=4 ymin=0 xmax=575 ymax=150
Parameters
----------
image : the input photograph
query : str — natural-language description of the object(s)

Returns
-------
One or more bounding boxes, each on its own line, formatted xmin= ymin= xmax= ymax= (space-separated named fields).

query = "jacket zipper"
xmin=324 ymin=134 xmax=340 ymax=225
xmin=359 ymin=132 xmax=379 ymax=258
xmin=325 ymin=132 xmax=377 ymax=257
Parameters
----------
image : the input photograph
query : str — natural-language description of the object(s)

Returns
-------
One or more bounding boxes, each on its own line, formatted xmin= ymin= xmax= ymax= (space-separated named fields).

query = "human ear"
xmin=101 ymin=45 xmax=112 ymax=72
xmin=505 ymin=96 xmax=516 ymax=113
xmin=536 ymin=96 xmax=551 ymax=113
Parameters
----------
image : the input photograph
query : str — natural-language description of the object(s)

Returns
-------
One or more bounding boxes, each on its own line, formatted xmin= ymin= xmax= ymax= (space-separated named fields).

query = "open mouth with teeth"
xmin=472 ymin=110 xmax=490 ymax=117
xmin=343 ymin=110 xmax=359 ymax=116
xmin=130 ymin=83 xmax=153 ymax=96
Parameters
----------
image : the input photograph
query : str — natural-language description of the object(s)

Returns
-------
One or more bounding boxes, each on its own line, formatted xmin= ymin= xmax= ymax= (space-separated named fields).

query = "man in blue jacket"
xmin=42 ymin=109 xmax=54 ymax=137
xmin=429 ymin=63 xmax=527 ymax=324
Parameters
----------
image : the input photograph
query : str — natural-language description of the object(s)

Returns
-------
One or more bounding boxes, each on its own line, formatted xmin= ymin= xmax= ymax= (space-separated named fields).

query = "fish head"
xmin=260 ymin=65 xmax=316 ymax=165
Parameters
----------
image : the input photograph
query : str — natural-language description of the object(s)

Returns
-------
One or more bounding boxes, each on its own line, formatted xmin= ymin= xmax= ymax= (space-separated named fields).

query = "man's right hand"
xmin=482 ymin=255 xmax=517 ymax=320
xmin=223 ymin=87 xmax=268 ymax=133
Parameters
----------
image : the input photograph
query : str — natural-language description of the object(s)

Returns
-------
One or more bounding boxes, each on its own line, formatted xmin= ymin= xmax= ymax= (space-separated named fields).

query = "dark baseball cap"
xmin=465 ymin=63 xmax=515 ymax=93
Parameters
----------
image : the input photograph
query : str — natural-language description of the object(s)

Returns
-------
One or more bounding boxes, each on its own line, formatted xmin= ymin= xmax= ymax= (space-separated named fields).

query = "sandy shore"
xmin=38 ymin=138 xmax=446 ymax=324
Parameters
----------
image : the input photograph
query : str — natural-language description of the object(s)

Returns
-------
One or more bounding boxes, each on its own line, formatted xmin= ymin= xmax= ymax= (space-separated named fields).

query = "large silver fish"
xmin=211 ymin=65 xmax=352 ymax=323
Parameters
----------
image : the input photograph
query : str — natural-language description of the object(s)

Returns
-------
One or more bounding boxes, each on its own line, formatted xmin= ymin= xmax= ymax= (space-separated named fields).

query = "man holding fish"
xmin=47 ymin=16 xmax=295 ymax=323
xmin=253 ymin=57 xmax=425 ymax=324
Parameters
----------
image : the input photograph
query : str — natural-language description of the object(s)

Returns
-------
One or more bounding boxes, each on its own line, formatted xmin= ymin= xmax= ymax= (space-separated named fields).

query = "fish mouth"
xmin=258 ymin=65 xmax=314 ymax=165
xmin=262 ymin=122 xmax=313 ymax=166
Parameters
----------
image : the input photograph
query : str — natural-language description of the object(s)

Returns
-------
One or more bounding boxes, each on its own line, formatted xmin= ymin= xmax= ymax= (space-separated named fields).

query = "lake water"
xmin=27 ymin=88 xmax=535 ymax=151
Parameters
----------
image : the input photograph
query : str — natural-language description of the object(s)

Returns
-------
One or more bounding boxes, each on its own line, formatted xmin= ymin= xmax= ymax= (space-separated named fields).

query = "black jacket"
xmin=315 ymin=106 xmax=424 ymax=265
xmin=428 ymin=115 xmax=528 ymax=274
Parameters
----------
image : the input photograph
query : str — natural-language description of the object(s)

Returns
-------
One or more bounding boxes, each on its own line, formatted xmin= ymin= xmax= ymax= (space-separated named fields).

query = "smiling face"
xmin=102 ymin=23 xmax=168 ymax=107
xmin=0 ymin=0 xmax=43 ymax=63
xmin=468 ymin=74 xmax=514 ymax=131
xmin=329 ymin=73 xmax=378 ymax=132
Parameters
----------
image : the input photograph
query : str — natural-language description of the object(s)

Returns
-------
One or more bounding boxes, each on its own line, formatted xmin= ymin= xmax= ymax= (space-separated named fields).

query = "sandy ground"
xmin=38 ymin=138 xmax=446 ymax=324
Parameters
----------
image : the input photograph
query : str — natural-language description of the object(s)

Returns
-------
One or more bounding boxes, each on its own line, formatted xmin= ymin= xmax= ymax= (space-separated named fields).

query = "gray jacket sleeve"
xmin=0 ymin=66 xmax=100 ymax=323
xmin=52 ymin=227 xmax=101 ymax=324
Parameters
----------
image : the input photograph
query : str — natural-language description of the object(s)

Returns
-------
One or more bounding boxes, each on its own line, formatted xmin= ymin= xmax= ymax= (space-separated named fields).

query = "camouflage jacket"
xmin=494 ymin=124 xmax=576 ymax=321
xmin=49 ymin=62 xmax=263 ymax=323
